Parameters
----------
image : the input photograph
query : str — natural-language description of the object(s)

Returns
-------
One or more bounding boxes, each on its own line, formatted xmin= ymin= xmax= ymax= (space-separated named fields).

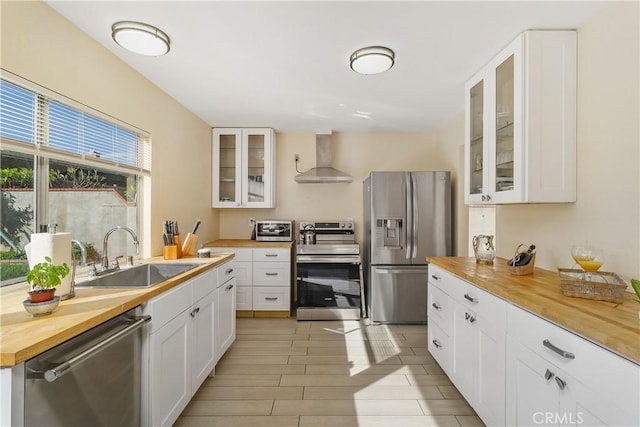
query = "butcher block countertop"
xmin=203 ymin=238 xmax=295 ymax=248
xmin=0 ymin=254 xmax=234 ymax=367
xmin=427 ymin=256 xmax=640 ymax=364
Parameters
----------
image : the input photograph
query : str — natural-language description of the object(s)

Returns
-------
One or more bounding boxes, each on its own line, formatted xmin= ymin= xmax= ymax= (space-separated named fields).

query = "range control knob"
xmin=346 ymin=223 xmax=353 ymax=228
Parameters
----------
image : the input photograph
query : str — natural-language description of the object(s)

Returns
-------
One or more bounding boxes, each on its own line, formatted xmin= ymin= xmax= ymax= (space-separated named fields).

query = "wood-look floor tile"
xmin=227 ymin=347 xmax=308 ymax=356
xmin=175 ymin=415 xmax=300 ymax=426
xmin=304 ymin=364 xmax=427 ymax=376
xmin=288 ymin=355 xmax=403 ymax=365
xmin=438 ymin=385 xmax=464 ymax=400
xmin=418 ymin=399 xmax=476 ymax=415
xmin=194 ymin=386 xmax=303 ymax=400
xmin=456 ymin=415 xmax=486 ymax=426
xmin=236 ymin=328 xmax=298 ymax=335
xmin=180 ymin=399 xmax=273 ymax=416
xmin=237 ymin=318 xmax=301 ymax=328
xmin=400 ymin=355 xmax=438 ymax=365
xmin=299 ymin=415 xmax=461 ymax=426
xmin=218 ymin=355 xmax=289 ymax=364
xmin=280 ymin=374 xmax=410 ymax=387
xmin=402 ymin=335 xmax=429 ymax=347
xmin=303 ymin=385 xmax=444 ymax=400
xmin=236 ymin=333 xmax=310 ymax=341
xmin=272 ymin=399 xmax=424 ymax=415
xmin=203 ymin=374 xmax=282 ymax=387
xmin=306 ymin=346 xmax=414 ymax=357
xmin=411 ymin=347 xmax=429 ymax=355
xmin=423 ymin=364 xmax=446 ymax=375
xmin=214 ymin=364 xmax=306 ymax=375
xmin=406 ymin=374 xmax=455 ymax=386
xmin=231 ymin=340 xmax=294 ymax=348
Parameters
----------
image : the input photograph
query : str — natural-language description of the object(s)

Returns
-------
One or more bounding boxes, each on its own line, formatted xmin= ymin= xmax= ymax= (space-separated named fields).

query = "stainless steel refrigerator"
xmin=363 ymin=171 xmax=452 ymax=323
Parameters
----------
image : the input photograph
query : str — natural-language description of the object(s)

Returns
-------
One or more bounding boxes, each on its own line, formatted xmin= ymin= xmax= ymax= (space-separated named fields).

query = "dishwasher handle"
xmin=42 ymin=315 xmax=150 ymax=383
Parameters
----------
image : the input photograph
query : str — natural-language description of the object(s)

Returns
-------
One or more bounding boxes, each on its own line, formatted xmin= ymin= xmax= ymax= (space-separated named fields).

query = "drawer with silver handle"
xmin=428 ymin=282 xmax=452 ymax=335
xmin=252 ymin=263 xmax=290 ymax=286
xmin=252 ymin=286 xmax=290 ymax=310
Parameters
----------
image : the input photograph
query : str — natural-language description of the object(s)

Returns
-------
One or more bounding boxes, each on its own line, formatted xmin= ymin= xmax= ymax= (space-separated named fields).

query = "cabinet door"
xmin=464 ymin=72 xmax=489 ymax=204
xmin=213 ymin=128 xmax=243 ymax=208
xmin=474 ymin=319 xmax=506 ymax=426
xmin=149 ymin=310 xmax=191 ymax=427
xmin=241 ymin=128 xmax=275 ymax=208
xmin=191 ymin=291 xmax=216 ymax=393
xmin=216 ymin=277 xmax=237 ymax=362
xmin=506 ymin=338 xmax=561 ymax=427
xmin=236 ymin=286 xmax=252 ymax=310
xmin=450 ymin=300 xmax=475 ymax=401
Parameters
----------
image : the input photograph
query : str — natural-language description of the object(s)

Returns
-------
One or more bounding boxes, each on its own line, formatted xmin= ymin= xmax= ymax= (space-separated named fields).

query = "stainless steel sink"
xmin=75 ymin=263 xmax=201 ymax=288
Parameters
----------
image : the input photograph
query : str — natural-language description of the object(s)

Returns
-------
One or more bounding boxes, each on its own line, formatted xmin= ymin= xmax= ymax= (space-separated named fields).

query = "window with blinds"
xmin=0 ymin=75 xmax=149 ymax=287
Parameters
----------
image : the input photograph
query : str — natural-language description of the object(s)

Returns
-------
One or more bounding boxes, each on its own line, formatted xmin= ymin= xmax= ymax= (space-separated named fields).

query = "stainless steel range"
xmin=295 ymin=220 xmax=364 ymax=320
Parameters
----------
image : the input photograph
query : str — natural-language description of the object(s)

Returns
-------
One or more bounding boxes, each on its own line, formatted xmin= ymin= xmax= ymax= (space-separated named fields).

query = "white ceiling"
xmin=46 ymin=1 xmax=607 ymax=134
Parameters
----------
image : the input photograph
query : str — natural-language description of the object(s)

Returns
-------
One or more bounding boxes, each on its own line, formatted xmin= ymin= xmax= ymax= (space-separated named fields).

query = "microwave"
xmin=256 ymin=220 xmax=295 ymax=242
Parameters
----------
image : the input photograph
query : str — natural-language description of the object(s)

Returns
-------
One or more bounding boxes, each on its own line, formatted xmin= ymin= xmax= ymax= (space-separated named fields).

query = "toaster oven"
xmin=256 ymin=220 xmax=295 ymax=242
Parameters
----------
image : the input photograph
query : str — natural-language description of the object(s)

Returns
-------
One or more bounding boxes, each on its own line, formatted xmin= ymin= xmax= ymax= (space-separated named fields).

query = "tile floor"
xmin=175 ymin=317 xmax=484 ymax=427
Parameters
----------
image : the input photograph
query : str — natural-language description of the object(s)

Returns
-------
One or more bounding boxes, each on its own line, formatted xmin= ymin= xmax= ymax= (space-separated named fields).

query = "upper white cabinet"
xmin=212 ymin=128 xmax=276 ymax=208
xmin=465 ymin=30 xmax=576 ymax=204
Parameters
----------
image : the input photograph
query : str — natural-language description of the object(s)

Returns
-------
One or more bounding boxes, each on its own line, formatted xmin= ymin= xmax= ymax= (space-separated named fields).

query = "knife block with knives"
xmin=181 ymin=219 xmax=201 ymax=257
xmin=163 ymin=220 xmax=183 ymax=259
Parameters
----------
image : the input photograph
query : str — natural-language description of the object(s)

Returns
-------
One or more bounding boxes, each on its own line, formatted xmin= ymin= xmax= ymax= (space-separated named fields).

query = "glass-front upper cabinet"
xmin=464 ymin=30 xmax=576 ymax=205
xmin=213 ymin=128 xmax=275 ymax=208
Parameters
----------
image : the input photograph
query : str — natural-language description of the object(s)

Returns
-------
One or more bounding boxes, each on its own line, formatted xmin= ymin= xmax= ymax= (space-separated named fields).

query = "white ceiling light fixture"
xmin=350 ymin=46 xmax=395 ymax=75
xmin=112 ymin=21 xmax=170 ymax=56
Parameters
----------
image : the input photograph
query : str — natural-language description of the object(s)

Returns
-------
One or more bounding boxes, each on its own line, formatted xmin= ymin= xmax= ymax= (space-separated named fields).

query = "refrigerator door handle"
xmin=405 ymin=172 xmax=412 ymax=260
xmin=411 ymin=173 xmax=418 ymax=259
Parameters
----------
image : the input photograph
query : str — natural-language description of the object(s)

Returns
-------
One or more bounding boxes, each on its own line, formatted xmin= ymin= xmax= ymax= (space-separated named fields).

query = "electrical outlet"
xmin=249 ymin=217 xmax=255 ymax=227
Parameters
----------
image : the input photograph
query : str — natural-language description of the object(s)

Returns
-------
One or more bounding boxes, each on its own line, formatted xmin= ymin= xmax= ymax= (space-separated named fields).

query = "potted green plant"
xmin=26 ymin=256 xmax=69 ymax=303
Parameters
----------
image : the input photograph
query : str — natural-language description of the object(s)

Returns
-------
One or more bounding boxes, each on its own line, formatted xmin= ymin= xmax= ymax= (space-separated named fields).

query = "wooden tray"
xmin=558 ymin=268 xmax=626 ymax=303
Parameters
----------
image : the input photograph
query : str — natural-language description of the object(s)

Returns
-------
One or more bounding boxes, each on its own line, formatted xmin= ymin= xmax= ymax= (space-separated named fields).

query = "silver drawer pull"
xmin=431 ymin=339 xmax=442 ymax=349
xmin=431 ymin=302 xmax=442 ymax=311
xmin=543 ymin=339 xmax=575 ymax=359
xmin=190 ymin=307 xmax=200 ymax=318
xmin=265 ymin=297 xmax=279 ymax=301
xmin=464 ymin=312 xmax=476 ymax=323
xmin=265 ymin=254 xmax=278 ymax=257
xmin=555 ymin=376 xmax=567 ymax=390
xmin=225 ymin=268 xmax=234 ymax=274
xmin=265 ymin=272 xmax=279 ymax=276
xmin=431 ymin=274 xmax=440 ymax=281
xmin=544 ymin=369 xmax=554 ymax=381
xmin=463 ymin=293 xmax=478 ymax=303
xmin=225 ymin=284 xmax=234 ymax=291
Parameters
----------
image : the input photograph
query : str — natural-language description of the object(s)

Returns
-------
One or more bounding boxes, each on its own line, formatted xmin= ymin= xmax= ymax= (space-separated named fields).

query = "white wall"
xmin=1 ymin=1 xmax=219 ymax=256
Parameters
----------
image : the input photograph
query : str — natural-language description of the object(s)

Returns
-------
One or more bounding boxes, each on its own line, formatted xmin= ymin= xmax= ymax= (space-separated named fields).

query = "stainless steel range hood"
xmin=295 ymin=134 xmax=353 ymax=183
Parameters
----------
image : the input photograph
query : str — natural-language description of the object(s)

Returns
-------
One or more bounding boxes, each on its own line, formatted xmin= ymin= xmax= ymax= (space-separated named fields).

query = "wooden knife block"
xmin=182 ymin=233 xmax=198 ymax=256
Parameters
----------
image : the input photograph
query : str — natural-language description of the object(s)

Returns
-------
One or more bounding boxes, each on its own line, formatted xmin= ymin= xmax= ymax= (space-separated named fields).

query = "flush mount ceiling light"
xmin=112 ymin=21 xmax=170 ymax=56
xmin=350 ymin=46 xmax=395 ymax=75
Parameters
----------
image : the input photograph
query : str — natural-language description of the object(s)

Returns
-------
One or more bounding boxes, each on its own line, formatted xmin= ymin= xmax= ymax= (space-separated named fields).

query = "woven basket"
xmin=558 ymin=269 xmax=626 ymax=304
xmin=508 ymin=244 xmax=535 ymax=276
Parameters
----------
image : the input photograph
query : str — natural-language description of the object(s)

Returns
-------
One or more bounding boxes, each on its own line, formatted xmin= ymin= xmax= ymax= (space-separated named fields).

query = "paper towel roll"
xmin=27 ymin=232 xmax=72 ymax=297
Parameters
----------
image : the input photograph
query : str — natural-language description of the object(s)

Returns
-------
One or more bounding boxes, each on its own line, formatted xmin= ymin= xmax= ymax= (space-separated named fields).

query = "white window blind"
xmin=0 ymin=77 xmax=151 ymax=174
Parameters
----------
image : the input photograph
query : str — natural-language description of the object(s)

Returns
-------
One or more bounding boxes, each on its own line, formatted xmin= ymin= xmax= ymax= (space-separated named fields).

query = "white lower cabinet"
xmin=143 ymin=262 xmax=237 ymax=427
xmin=506 ymin=305 xmax=639 ymax=427
xmin=429 ymin=266 xmax=506 ymax=427
xmin=428 ymin=264 xmax=639 ymax=427
xmin=215 ymin=261 xmax=237 ymax=363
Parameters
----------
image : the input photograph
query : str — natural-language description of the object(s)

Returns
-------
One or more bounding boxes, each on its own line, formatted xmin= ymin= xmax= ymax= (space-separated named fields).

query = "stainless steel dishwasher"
xmin=24 ymin=307 xmax=150 ymax=426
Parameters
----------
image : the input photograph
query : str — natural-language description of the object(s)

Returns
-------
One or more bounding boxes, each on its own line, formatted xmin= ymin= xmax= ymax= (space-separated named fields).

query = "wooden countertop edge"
xmin=427 ymin=256 xmax=640 ymax=365
xmin=203 ymin=239 xmax=295 ymax=248
xmin=0 ymin=254 xmax=234 ymax=367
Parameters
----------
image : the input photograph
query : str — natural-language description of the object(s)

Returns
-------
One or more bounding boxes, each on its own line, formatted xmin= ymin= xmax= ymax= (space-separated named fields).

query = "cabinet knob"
xmin=225 ymin=268 xmax=234 ymax=275
xmin=226 ymin=284 xmax=234 ymax=291
xmin=544 ymin=369 xmax=555 ymax=381
xmin=465 ymin=312 xmax=476 ymax=323
xmin=432 ymin=339 xmax=442 ymax=349
xmin=481 ymin=195 xmax=487 ymax=202
xmin=432 ymin=302 xmax=442 ymax=311
xmin=486 ymin=194 xmax=492 ymax=201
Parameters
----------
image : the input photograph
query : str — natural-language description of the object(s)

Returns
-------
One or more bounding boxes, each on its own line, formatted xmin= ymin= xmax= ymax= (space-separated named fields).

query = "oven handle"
xmin=374 ymin=267 xmax=426 ymax=275
xmin=296 ymin=255 xmax=361 ymax=264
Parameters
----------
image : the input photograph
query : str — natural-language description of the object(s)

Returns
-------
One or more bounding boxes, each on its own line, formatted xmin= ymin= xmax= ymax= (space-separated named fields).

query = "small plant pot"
xmin=28 ymin=289 xmax=56 ymax=303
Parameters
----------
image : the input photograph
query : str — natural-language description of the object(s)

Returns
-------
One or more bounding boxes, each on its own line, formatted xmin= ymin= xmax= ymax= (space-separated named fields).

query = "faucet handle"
xmin=87 ymin=262 xmax=98 ymax=279
xmin=126 ymin=255 xmax=134 ymax=266
xmin=112 ymin=256 xmax=124 ymax=269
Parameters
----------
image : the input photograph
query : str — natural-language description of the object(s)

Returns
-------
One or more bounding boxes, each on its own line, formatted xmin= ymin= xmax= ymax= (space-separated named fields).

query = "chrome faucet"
xmin=100 ymin=226 xmax=139 ymax=273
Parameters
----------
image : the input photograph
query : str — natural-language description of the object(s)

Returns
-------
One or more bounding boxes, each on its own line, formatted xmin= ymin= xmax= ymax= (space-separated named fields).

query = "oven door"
xmin=295 ymin=255 xmax=363 ymax=320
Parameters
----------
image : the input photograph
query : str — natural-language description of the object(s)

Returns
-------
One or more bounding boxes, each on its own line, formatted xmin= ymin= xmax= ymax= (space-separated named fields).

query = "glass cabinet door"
xmin=469 ymin=80 xmax=485 ymax=197
xmin=218 ymin=133 xmax=239 ymax=204
xmin=494 ymin=55 xmax=515 ymax=194
xmin=245 ymin=133 xmax=265 ymax=203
